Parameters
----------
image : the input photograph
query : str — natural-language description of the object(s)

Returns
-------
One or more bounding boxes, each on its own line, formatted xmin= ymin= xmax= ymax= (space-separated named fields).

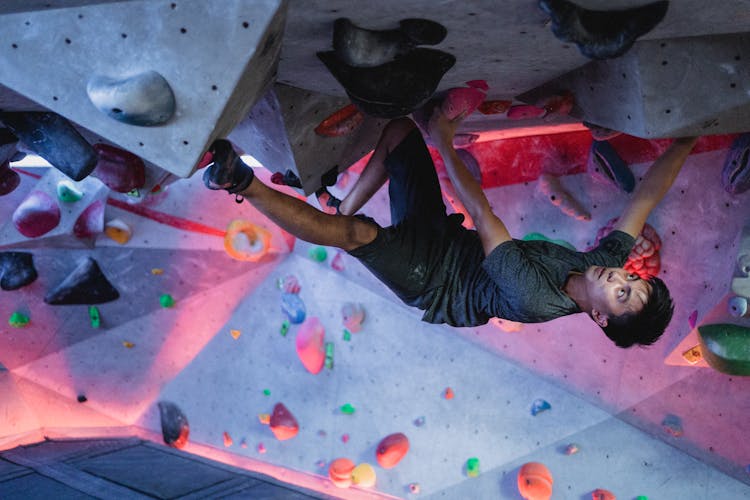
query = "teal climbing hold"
xmin=697 ymin=323 xmax=750 ymax=375
xmin=523 ymin=232 xmax=576 ymax=251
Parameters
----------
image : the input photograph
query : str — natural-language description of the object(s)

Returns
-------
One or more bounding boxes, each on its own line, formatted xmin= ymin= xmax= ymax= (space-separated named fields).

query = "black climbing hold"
xmin=0 ymin=252 xmax=37 ymax=291
xmin=0 ymin=112 xmax=97 ymax=181
xmin=539 ymin=0 xmax=669 ymax=59
xmin=0 ymin=161 xmax=20 ymax=196
xmin=333 ymin=17 xmax=447 ymax=67
xmin=722 ymin=133 xmax=750 ymax=195
xmin=77 ymin=394 xmax=87 ymax=403
xmin=158 ymin=401 xmax=190 ymax=449
xmin=44 ymin=257 xmax=119 ymax=305
xmin=86 ymin=70 xmax=176 ymax=126
xmin=588 ymin=140 xmax=635 ymax=193
xmin=317 ymin=48 xmax=456 ymax=118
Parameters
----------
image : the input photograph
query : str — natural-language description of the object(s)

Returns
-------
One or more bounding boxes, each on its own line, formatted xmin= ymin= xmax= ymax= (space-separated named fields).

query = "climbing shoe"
xmin=202 ymin=139 xmax=254 ymax=194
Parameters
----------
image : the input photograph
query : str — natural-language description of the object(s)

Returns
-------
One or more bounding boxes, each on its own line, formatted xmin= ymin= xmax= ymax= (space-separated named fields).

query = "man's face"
xmin=584 ymin=266 xmax=651 ymax=323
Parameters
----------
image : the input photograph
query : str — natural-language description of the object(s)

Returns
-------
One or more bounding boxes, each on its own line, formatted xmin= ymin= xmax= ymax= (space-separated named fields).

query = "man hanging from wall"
xmin=201 ymin=106 xmax=697 ymax=348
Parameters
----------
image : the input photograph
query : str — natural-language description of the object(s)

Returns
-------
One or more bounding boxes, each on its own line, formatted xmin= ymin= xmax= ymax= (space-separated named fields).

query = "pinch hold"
xmin=87 ymin=70 xmax=176 ymax=126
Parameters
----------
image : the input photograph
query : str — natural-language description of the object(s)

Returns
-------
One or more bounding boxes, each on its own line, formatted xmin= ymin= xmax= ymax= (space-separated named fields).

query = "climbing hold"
xmin=269 ymin=402 xmax=299 ymax=440
xmin=308 ymin=246 xmax=328 ymax=262
xmin=257 ymin=442 xmax=266 ymax=454
xmin=45 ymin=257 xmax=119 ymax=305
xmin=591 ymin=219 xmax=662 ymax=279
xmin=0 ymin=161 xmax=20 ymax=196
xmin=729 ymin=296 xmax=748 ymax=317
xmin=721 ymin=133 xmax=750 ymax=195
xmin=351 ymin=463 xmax=376 ymax=488
xmin=331 ymin=251 xmax=346 ymax=271
xmin=517 ymin=462 xmax=553 ymax=500
xmin=341 ymin=302 xmax=365 ymax=333
xmin=440 ymin=81 xmax=488 ymax=121
xmin=688 ymin=310 xmax=698 ymax=329
xmin=77 ymin=394 xmax=87 ymax=403
xmin=564 ymin=443 xmax=579 ymax=455
xmin=230 ymin=329 xmax=241 ymax=339
xmin=537 ymin=91 xmax=574 ymax=116
xmin=478 ymin=99 xmax=512 ymax=115
xmin=151 ymin=268 xmax=163 ymax=275
xmin=12 ymin=190 xmax=61 ymax=238
xmin=538 ymin=174 xmax=590 ymax=221
xmin=588 ymin=140 xmax=635 ymax=193
xmin=443 ymin=387 xmax=455 ymax=400
xmin=158 ymin=401 xmax=189 ymax=449
xmin=281 ymin=292 xmax=306 ymax=324
xmin=376 ymin=433 xmax=410 ymax=469
xmin=466 ymin=457 xmax=480 ymax=478
xmin=263 ymin=389 xmax=271 ymax=396
xmin=0 ymin=111 xmax=98 ymax=181
xmin=8 ymin=311 xmax=30 ymax=328
xmin=223 ymin=431 xmax=233 ymax=447
xmin=507 ymin=104 xmax=546 ymax=120
xmin=123 ymin=341 xmax=135 ymax=348
xmin=224 ymin=220 xmax=272 ymax=262
xmin=317 ymin=48 xmax=456 ymax=118
xmin=278 ymin=274 xmax=301 ymax=294
xmin=539 ymin=0 xmax=669 ymax=60
xmin=258 ymin=413 xmax=271 ymax=425
xmin=583 ymin=121 xmax=622 ymax=141
xmin=315 ymin=104 xmax=365 ymax=137
xmin=295 ymin=317 xmax=326 ymax=374
xmin=681 ymin=344 xmax=702 ymax=364
xmin=104 ymin=219 xmax=132 ymax=245
xmin=90 ymin=143 xmax=146 ymax=192
xmin=591 ymin=488 xmax=616 ymax=500
xmin=325 ymin=342 xmax=335 ymax=369
xmin=697 ymin=323 xmax=750 ymax=375
xmin=159 ymin=294 xmax=175 ymax=308
xmin=409 ymin=482 xmax=421 ymax=494
xmin=87 ymin=70 xmax=176 ymax=126
xmin=73 ymin=200 xmax=105 ymax=238
xmin=328 ymin=458 xmax=355 ymax=488
xmin=340 ymin=403 xmax=356 ymax=415
xmin=89 ymin=306 xmax=101 ymax=328
xmin=531 ymin=399 xmax=552 ymax=416
xmin=280 ymin=320 xmax=290 ymax=337
xmin=56 ymin=179 xmax=84 ymax=202
xmin=270 ymin=169 xmax=303 ymax=188
xmin=523 ymin=232 xmax=576 ymax=251
xmin=413 ymin=416 xmax=426 ymax=427
xmin=341 ymin=433 xmax=350 ymax=443
xmin=0 ymin=252 xmax=38 ymax=290
xmin=661 ymin=414 xmax=683 ymax=437
xmin=342 ymin=330 xmax=351 ymax=341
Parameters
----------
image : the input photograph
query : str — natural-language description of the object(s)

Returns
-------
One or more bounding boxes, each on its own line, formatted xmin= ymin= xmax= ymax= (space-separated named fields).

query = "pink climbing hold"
xmin=507 ymin=104 xmax=546 ymax=120
xmin=341 ymin=302 xmax=365 ymax=333
xmin=688 ymin=310 xmax=698 ymax=329
xmin=331 ymin=251 xmax=346 ymax=271
xmin=295 ymin=317 xmax=326 ymax=374
xmin=0 ymin=161 xmax=20 ymax=195
xmin=376 ymin=432 xmax=410 ymax=469
xmin=12 ymin=190 xmax=61 ymax=238
xmin=269 ymin=402 xmax=299 ymax=440
xmin=91 ymin=143 xmax=146 ymax=193
xmin=441 ymin=80 xmax=488 ymax=120
xmin=73 ymin=200 xmax=105 ymax=238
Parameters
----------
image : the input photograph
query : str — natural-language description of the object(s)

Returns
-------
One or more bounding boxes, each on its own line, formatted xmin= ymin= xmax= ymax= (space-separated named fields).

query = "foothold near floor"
xmin=564 ymin=443 xmax=579 ymax=455
xmin=721 ymin=133 xmax=750 ymax=195
xmin=73 ymin=200 xmax=105 ymax=238
xmin=91 ymin=143 xmax=146 ymax=192
xmin=351 ymin=463 xmax=377 ymax=488
xmin=87 ymin=70 xmax=176 ymax=126
xmin=517 ymin=462 xmax=553 ymax=500
xmin=0 ymin=111 xmax=98 ymax=181
xmin=12 ymin=190 xmax=61 ymax=238
xmin=269 ymin=402 xmax=299 ymax=440
xmin=465 ymin=457 xmax=480 ymax=478
xmin=376 ymin=432 xmax=410 ymax=469
xmin=158 ymin=401 xmax=190 ymax=449
xmin=281 ymin=292 xmax=306 ymax=324
xmin=223 ymin=431 xmax=233 ymax=447
xmin=591 ymin=488 xmax=616 ymax=500
xmin=409 ymin=482 xmax=421 ymax=494
xmin=531 ymin=398 xmax=552 ymax=416
xmin=341 ymin=302 xmax=365 ymax=333
xmin=0 ymin=252 xmax=38 ymax=290
xmin=295 ymin=317 xmax=326 ymax=374
xmin=697 ymin=323 xmax=750 ymax=375
xmin=328 ymin=457 xmax=355 ymax=488
xmin=44 ymin=257 xmax=119 ymax=305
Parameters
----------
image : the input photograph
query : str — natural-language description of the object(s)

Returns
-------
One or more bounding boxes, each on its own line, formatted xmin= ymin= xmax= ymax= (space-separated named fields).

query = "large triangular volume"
xmin=44 ymin=257 xmax=119 ymax=305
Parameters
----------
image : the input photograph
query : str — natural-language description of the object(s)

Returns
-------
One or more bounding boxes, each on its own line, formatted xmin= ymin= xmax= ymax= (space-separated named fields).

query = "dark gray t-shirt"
xmin=422 ymin=228 xmax=635 ymax=327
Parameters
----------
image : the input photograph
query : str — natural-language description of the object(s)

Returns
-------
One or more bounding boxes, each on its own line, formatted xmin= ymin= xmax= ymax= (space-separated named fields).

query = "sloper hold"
xmin=588 ymin=140 xmax=635 ymax=192
xmin=269 ymin=402 xmax=299 ymax=440
xmin=158 ymin=401 xmax=190 ymax=449
xmin=87 ymin=70 xmax=176 ymax=126
xmin=697 ymin=323 xmax=750 ymax=375
xmin=0 ymin=161 xmax=21 ymax=196
xmin=0 ymin=112 xmax=98 ymax=181
xmin=539 ymin=0 xmax=669 ymax=59
xmin=721 ymin=133 xmax=750 ymax=194
xmin=44 ymin=257 xmax=119 ymax=305
xmin=12 ymin=190 xmax=61 ymax=238
xmin=91 ymin=144 xmax=146 ymax=193
xmin=0 ymin=252 xmax=38 ymax=290
xmin=317 ymin=48 xmax=455 ymax=118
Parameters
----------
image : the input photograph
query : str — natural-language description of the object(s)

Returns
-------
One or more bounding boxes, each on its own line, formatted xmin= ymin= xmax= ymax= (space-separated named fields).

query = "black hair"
xmin=601 ymin=276 xmax=674 ymax=348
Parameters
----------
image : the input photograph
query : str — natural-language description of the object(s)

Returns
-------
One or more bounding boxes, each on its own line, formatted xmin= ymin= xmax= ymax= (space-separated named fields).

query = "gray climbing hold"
xmin=722 ymin=133 xmax=750 ymax=195
xmin=44 ymin=257 xmax=119 ymax=305
xmin=0 ymin=252 xmax=37 ymax=291
xmin=87 ymin=70 xmax=176 ymax=126
xmin=158 ymin=401 xmax=190 ymax=449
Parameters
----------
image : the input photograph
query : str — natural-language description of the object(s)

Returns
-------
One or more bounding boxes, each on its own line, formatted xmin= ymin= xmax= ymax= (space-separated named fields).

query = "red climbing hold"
xmin=73 ymin=200 xmax=105 ymax=238
xmin=376 ymin=432 xmax=410 ymax=469
xmin=91 ymin=144 xmax=146 ymax=193
xmin=315 ymin=104 xmax=365 ymax=137
xmin=13 ymin=190 xmax=61 ymax=238
xmin=269 ymin=402 xmax=299 ymax=440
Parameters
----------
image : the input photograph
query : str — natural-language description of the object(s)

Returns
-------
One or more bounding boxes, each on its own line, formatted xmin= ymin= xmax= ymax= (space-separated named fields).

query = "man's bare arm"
xmin=614 ymin=137 xmax=698 ymax=238
xmin=429 ymin=110 xmax=512 ymax=255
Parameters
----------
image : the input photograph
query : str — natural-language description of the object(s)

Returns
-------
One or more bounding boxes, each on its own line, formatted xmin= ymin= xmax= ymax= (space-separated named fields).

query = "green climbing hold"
xmin=159 ymin=294 xmax=175 ymax=308
xmin=56 ymin=180 xmax=84 ymax=202
xmin=342 ymin=329 xmax=351 ymax=341
xmin=340 ymin=403 xmax=355 ymax=415
xmin=308 ymin=246 xmax=328 ymax=262
xmin=466 ymin=457 xmax=480 ymax=478
xmin=325 ymin=341 xmax=334 ymax=369
xmin=263 ymin=389 xmax=271 ymax=396
xmin=126 ymin=188 xmax=140 ymax=198
xmin=8 ymin=311 xmax=30 ymax=327
xmin=89 ymin=306 xmax=101 ymax=328
xmin=697 ymin=323 xmax=750 ymax=375
xmin=280 ymin=320 xmax=290 ymax=337
xmin=522 ymin=232 xmax=576 ymax=251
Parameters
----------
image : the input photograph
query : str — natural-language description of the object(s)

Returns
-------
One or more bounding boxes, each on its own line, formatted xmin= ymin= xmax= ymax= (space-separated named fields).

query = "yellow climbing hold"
xmin=258 ymin=413 xmax=270 ymax=425
xmin=151 ymin=268 xmax=164 ymax=275
xmin=230 ymin=329 xmax=241 ymax=339
xmin=351 ymin=463 xmax=376 ymax=488
xmin=123 ymin=341 xmax=135 ymax=348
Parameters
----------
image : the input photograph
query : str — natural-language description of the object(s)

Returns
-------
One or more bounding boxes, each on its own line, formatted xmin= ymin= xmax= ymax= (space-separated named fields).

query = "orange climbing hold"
xmin=328 ymin=457 xmax=356 ymax=488
xmin=517 ymin=462 xmax=553 ymax=500
xmin=223 ymin=431 xmax=233 ymax=447
xmin=376 ymin=432 xmax=410 ymax=469
xmin=223 ymin=219 xmax=272 ymax=262
xmin=592 ymin=488 xmax=616 ymax=500
xmin=443 ymin=387 xmax=455 ymax=400
xmin=315 ymin=104 xmax=365 ymax=137
xmin=478 ymin=99 xmax=512 ymax=115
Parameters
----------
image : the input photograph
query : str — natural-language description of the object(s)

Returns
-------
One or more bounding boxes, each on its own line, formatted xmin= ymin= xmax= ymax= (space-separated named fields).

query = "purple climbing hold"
xmin=91 ymin=143 xmax=146 ymax=193
xmin=73 ymin=200 xmax=105 ymax=238
xmin=158 ymin=401 xmax=190 ymax=449
xmin=721 ymin=133 xmax=750 ymax=195
xmin=0 ymin=161 xmax=20 ymax=196
xmin=13 ymin=190 xmax=61 ymax=238
xmin=0 ymin=252 xmax=37 ymax=290
xmin=281 ymin=292 xmax=306 ymax=324
xmin=44 ymin=257 xmax=119 ymax=305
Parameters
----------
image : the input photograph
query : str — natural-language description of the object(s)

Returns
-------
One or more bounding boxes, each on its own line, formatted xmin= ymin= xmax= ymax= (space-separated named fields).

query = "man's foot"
xmin=202 ymin=139 xmax=254 ymax=193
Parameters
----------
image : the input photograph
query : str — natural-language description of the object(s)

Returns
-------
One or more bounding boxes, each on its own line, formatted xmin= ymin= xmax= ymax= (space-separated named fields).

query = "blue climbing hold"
xmin=281 ymin=292 xmax=306 ymax=324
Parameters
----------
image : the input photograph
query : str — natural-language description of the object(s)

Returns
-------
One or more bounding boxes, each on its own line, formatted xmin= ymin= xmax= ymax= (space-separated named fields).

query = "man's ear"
xmin=591 ymin=309 xmax=609 ymax=328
